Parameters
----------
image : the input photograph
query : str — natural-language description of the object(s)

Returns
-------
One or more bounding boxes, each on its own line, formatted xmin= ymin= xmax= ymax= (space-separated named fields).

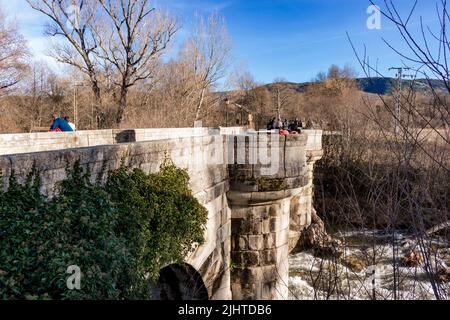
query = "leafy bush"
xmin=106 ymin=158 xmax=208 ymax=298
xmin=0 ymin=159 xmax=207 ymax=300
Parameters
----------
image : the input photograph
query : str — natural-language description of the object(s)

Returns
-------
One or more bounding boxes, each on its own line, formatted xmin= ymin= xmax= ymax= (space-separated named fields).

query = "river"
xmin=288 ymin=230 xmax=450 ymax=300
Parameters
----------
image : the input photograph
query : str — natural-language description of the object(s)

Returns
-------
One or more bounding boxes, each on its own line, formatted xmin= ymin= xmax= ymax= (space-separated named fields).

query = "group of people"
xmin=267 ymin=117 xmax=303 ymax=134
xmin=50 ymin=114 xmax=76 ymax=132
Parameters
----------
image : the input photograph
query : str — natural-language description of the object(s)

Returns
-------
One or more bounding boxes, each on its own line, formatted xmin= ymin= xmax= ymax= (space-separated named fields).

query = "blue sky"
xmin=1 ymin=0 xmax=443 ymax=83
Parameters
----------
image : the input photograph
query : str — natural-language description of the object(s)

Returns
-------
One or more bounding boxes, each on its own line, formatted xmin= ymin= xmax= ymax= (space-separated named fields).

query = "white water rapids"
xmin=288 ymin=230 xmax=450 ymax=300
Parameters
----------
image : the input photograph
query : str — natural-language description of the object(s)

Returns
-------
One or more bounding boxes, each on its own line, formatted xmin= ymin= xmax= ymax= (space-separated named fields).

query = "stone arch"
xmin=152 ymin=263 xmax=209 ymax=300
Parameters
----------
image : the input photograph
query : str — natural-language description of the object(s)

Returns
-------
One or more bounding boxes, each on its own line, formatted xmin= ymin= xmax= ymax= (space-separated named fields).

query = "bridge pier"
xmin=228 ymin=191 xmax=291 ymax=300
xmin=226 ymin=132 xmax=322 ymax=300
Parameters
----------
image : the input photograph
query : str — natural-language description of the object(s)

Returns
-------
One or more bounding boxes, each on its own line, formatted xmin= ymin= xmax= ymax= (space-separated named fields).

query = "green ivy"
xmin=0 ymin=159 xmax=208 ymax=300
xmin=106 ymin=158 xmax=208 ymax=298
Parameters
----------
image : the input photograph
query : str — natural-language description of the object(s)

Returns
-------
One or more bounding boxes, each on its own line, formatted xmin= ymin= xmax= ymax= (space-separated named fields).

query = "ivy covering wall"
xmin=0 ymin=159 xmax=208 ymax=300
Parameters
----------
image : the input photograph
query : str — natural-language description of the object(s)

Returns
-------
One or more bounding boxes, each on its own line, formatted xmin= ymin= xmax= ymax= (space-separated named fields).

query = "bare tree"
xmin=27 ymin=0 xmax=103 ymax=127
xmin=271 ymin=78 xmax=294 ymax=120
xmin=369 ymin=0 xmax=449 ymax=94
xmin=326 ymin=0 xmax=450 ymax=300
xmin=26 ymin=61 xmax=53 ymax=130
xmin=93 ymin=0 xmax=178 ymax=126
xmin=230 ymin=67 xmax=258 ymax=92
xmin=228 ymin=68 xmax=266 ymax=128
xmin=183 ymin=12 xmax=231 ymax=125
xmin=149 ymin=59 xmax=199 ymax=127
xmin=0 ymin=8 xmax=29 ymax=95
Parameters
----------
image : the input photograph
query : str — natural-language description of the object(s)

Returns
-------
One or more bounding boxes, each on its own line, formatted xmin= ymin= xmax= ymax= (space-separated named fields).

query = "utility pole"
xmin=73 ymin=82 xmax=85 ymax=129
xmin=73 ymin=82 xmax=77 ymax=128
xmin=225 ymin=98 xmax=229 ymax=127
xmin=389 ymin=67 xmax=414 ymax=135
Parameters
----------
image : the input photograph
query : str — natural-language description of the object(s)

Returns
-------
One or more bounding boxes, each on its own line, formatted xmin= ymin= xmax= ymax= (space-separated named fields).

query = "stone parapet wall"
xmin=0 ymin=127 xmax=248 ymax=156
xmin=303 ymin=130 xmax=323 ymax=151
xmin=0 ymin=130 xmax=115 ymax=156
xmin=228 ymin=134 xmax=309 ymax=193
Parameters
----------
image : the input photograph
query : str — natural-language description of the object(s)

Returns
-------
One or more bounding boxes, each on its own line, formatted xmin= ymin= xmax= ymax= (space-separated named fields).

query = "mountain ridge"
xmin=258 ymin=78 xmax=448 ymax=95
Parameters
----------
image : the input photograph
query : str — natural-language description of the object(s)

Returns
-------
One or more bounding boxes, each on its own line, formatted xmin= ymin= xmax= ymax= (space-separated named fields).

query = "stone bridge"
xmin=0 ymin=127 xmax=323 ymax=300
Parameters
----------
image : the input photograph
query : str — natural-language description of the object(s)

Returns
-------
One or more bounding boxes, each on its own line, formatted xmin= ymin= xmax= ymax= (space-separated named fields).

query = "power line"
xmin=388 ymin=67 xmax=414 ymax=135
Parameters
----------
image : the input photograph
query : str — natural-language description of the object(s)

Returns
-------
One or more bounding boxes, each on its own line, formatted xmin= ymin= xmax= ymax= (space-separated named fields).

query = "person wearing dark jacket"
xmin=289 ymin=121 xmax=298 ymax=133
xmin=50 ymin=114 xmax=74 ymax=132
xmin=267 ymin=117 xmax=276 ymax=130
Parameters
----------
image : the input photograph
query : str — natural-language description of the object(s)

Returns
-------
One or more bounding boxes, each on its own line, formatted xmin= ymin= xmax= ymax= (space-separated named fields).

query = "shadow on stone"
xmin=152 ymin=263 xmax=209 ymax=300
xmin=115 ymin=130 xmax=137 ymax=143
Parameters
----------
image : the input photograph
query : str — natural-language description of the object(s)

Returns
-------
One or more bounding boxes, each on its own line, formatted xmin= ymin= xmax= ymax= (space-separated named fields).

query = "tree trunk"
xmin=194 ymin=88 xmax=206 ymax=126
xmin=277 ymin=89 xmax=281 ymax=120
xmin=116 ymin=86 xmax=128 ymax=128
xmin=89 ymin=75 xmax=103 ymax=129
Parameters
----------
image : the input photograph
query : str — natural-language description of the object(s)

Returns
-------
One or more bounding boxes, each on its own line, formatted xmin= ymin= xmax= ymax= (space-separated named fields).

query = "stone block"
xmin=263 ymin=233 xmax=275 ymax=249
xmin=248 ymin=235 xmax=264 ymax=251
xmin=280 ymin=212 xmax=290 ymax=231
xmin=260 ymin=249 xmax=277 ymax=266
xmin=233 ymin=218 xmax=262 ymax=235
xmin=262 ymin=219 xmax=271 ymax=234
xmin=242 ymin=251 xmax=260 ymax=267
xmin=230 ymin=207 xmax=249 ymax=219
xmin=231 ymin=284 xmax=244 ymax=300
xmin=269 ymin=204 xmax=281 ymax=217
xmin=232 ymin=268 xmax=259 ymax=286
xmin=270 ymin=218 xmax=278 ymax=233
xmin=211 ymin=287 xmax=232 ymax=300
xmin=260 ymin=266 xmax=278 ymax=283
xmin=275 ymin=229 xmax=288 ymax=247
xmin=237 ymin=236 xmax=248 ymax=251
xmin=261 ymin=281 xmax=277 ymax=300
xmin=231 ymin=219 xmax=243 ymax=234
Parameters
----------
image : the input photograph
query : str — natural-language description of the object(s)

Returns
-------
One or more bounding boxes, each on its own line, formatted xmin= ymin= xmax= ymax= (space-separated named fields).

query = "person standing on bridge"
xmin=276 ymin=118 xmax=283 ymax=130
xmin=267 ymin=117 xmax=276 ymax=130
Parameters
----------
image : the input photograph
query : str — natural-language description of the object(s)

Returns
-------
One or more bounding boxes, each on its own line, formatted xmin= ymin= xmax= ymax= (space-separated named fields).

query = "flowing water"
xmin=288 ymin=230 xmax=450 ymax=300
